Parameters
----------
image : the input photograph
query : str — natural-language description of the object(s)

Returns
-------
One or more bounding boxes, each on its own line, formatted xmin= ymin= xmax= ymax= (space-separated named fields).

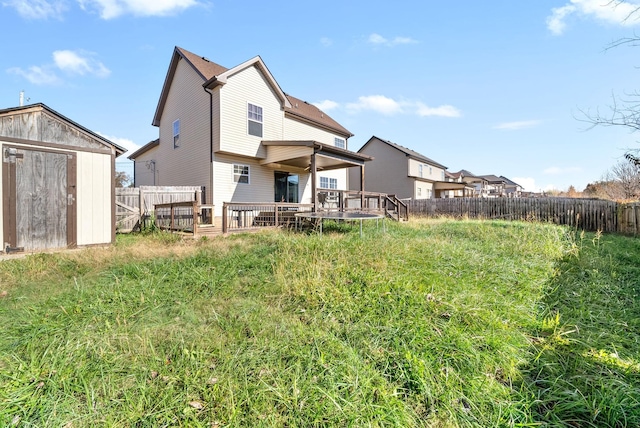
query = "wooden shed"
xmin=1 ymin=103 xmax=125 ymax=254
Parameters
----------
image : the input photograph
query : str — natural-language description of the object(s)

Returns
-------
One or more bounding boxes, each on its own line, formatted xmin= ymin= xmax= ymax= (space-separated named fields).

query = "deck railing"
xmin=154 ymin=201 xmax=214 ymax=234
xmin=222 ymin=202 xmax=314 ymax=233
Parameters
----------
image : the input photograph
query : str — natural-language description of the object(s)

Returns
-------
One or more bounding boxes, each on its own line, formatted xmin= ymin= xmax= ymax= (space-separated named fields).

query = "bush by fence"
xmin=408 ymin=197 xmax=640 ymax=234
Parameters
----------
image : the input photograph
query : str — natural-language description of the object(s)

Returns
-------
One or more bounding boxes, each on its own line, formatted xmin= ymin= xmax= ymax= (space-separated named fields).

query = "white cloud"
xmin=345 ymin=95 xmax=461 ymax=118
xmin=98 ymin=133 xmax=139 ymax=156
xmin=347 ymin=95 xmax=403 ymax=115
xmin=3 ymin=0 xmax=66 ymax=19
xmin=367 ymin=33 xmax=418 ymax=47
xmin=493 ymin=120 xmax=541 ymax=130
xmin=512 ymin=176 xmax=537 ymax=192
xmin=313 ymin=100 xmax=339 ymax=111
xmin=53 ymin=50 xmax=111 ymax=77
xmin=543 ymin=166 xmax=582 ymax=175
xmin=416 ymin=103 xmax=461 ymax=118
xmin=7 ymin=50 xmax=110 ymax=85
xmin=320 ymin=37 xmax=332 ymax=47
xmin=78 ymin=0 xmax=197 ymax=19
xmin=547 ymin=0 xmax=640 ymax=35
xmin=7 ymin=66 xmax=61 ymax=85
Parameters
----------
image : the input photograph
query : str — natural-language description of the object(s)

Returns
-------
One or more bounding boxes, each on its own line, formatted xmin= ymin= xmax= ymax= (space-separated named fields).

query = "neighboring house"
xmin=130 ymin=46 xmax=370 ymax=220
xmin=500 ymin=176 xmax=523 ymax=197
xmin=1 ymin=103 xmax=125 ymax=254
xmin=470 ymin=174 xmax=505 ymax=197
xmin=443 ymin=170 xmax=481 ymax=198
xmin=473 ymin=174 xmax=522 ymax=198
xmin=349 ymin=136 xmax=460 ymax=199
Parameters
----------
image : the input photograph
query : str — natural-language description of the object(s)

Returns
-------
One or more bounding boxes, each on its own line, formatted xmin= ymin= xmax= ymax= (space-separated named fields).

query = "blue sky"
xmin=2 ymin=0 xmax=640 ymax=192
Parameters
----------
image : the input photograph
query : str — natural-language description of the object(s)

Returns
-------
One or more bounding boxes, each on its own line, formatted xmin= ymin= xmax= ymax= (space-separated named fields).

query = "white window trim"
xmin=247 ymin=102 xmax=263 ymax=137
xmin=173 ymin=119 xmax=180 ymax=149
xmin=233 ymin=164 xmax=250 ymax=184
xmin=334 ymin=137 xmax=345 ymax=149
xmin=319 ymin=176 xmax=338 ymax=189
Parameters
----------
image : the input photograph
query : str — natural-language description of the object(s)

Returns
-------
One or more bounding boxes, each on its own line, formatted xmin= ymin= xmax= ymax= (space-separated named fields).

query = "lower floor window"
xmin=320 ymin=176 xmax=338 ymax=189
xmin=234 ymin=164 xmax=249 ymax=184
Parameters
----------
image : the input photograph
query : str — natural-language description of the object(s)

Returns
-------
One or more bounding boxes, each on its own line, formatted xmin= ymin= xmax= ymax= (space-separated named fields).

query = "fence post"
xmin=170 ymin=203 xmax=175 ymax=232
xmin=222 ymin=203 xmax=228 ymax=234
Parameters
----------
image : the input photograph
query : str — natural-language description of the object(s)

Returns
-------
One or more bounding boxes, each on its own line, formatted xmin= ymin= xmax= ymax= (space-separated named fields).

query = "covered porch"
xmin=260 ymin=140 xmax=372 ymax=210
xmin=433 ymin=181 xmax=476 ymax=198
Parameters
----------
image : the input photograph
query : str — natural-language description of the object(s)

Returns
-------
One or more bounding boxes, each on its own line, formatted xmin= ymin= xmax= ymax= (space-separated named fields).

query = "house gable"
xmin=213 ymin=64 xmax=286 ymax=158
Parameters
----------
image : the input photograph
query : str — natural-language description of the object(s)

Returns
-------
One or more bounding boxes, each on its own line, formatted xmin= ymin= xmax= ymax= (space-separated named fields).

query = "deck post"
xmin=360 ymin=165 xmax=365 ymax=211
xmin=192 ymin=201 xmax=199 ymax=235
xmin=222 ymin=203 xmax=228 ymax=233
xmin=311 ymin=153 xmax=317 ymax=212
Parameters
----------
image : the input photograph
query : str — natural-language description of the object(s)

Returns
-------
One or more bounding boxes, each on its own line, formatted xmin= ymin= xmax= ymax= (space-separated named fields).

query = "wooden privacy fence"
xmin=408 ymin=197 xmax=640 ymax=235
xmin=115 ymin=186 xmax=205 ymax=232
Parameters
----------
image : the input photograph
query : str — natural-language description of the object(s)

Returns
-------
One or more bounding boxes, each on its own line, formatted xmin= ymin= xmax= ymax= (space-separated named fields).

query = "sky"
xmin=2 ymin=0 xmax=640 ymax=192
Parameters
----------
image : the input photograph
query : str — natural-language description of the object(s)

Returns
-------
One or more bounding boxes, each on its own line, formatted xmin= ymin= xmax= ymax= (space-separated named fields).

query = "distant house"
xmin=348 ymin=136 xmax=467 ymax=199
xmin=471 ymin=174 xmax=523 ymax=198
xmin=130 ymin=46 xmax=371 ymax=221
xmin=444 ymin=169 xmax=484 ymax=198
xmin=499 ymin=176 xmax=523 ymax=197
xmin=1 ymin=103 xmax=125 ymax=254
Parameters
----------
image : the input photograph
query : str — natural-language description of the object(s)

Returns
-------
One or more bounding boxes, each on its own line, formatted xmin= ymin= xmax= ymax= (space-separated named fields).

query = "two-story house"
xmin=130 ymin=47 xmax=370 ymax=221
xmin=349 ymin=136 xmax=462 ymax=199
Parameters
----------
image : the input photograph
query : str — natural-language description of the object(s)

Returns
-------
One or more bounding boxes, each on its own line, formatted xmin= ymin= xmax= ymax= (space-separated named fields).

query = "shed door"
xmin=2 ymin=145 xmax=77 ymax=253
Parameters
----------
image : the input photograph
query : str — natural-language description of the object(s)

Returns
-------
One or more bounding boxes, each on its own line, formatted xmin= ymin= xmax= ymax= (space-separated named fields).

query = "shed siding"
xmin=76 ymin=151 xmax=112 ymax=246
xmin=156 ymin=58 xmax=212 ymax=201
xmin=219 ymin=66 xmax=284 ymax=158
xmin=1 ymin=139 xmax=113 ymax=249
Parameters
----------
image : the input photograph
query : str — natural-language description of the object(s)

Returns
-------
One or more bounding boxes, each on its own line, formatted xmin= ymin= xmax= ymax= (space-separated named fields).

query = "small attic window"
xmin=173 ymin=119 xmax=180 ymax=149
xmin=334 ymin=137 xmax=345 ymax=149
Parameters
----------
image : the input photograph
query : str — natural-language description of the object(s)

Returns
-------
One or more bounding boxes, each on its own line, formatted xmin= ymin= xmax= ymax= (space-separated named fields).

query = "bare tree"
xmin=609 ymin=159 xmax=640 ymax=199
xmin=581 ymin=1 xmax=640 ymax=164
xmin=115 ymin=171 xmax=132 ymax=188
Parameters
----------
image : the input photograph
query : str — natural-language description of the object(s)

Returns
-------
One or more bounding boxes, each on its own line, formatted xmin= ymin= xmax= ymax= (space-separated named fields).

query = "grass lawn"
xmin=0 ymin=218 xmax=639 ymax=427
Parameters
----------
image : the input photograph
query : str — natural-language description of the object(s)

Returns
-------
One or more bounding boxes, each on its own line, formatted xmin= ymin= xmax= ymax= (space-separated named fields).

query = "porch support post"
xmin=311 ymin=152 xmax=317 ymax=212
xmin=360 ymin=164 xmax=365 ymax=211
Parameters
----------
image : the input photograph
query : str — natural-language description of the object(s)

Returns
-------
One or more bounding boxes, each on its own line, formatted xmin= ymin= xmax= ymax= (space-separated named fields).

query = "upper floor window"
xmin=248 ymin=103 xmax=263 ymax=137
xmin=418 ymin=164 xmax=423 ymax=178
xmin=233 ymin=164 xmax=250 ymax=184
xmin=334 ymin=137 xmax=345 ymax=149
xmin=320 ymin=176 xmax=337 ymax=189
xmin=173 ymin=119 xmax=180 ymax=149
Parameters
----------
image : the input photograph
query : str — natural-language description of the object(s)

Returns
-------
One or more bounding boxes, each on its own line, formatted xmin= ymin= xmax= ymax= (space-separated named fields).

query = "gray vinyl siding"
xmin=132 ymin=146 xmax=159 ymax=186
xmin=351 ymin=139 xmax=413 ymax=198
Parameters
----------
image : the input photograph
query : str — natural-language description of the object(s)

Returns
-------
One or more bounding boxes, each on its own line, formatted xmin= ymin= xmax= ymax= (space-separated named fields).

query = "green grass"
xmin=0 ymin=219 xmax=638 ymax=427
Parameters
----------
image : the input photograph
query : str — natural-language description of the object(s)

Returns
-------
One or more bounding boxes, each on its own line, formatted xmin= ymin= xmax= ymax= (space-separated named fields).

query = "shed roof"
xmin=0 ymin=103 xmax=126 ymax=156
